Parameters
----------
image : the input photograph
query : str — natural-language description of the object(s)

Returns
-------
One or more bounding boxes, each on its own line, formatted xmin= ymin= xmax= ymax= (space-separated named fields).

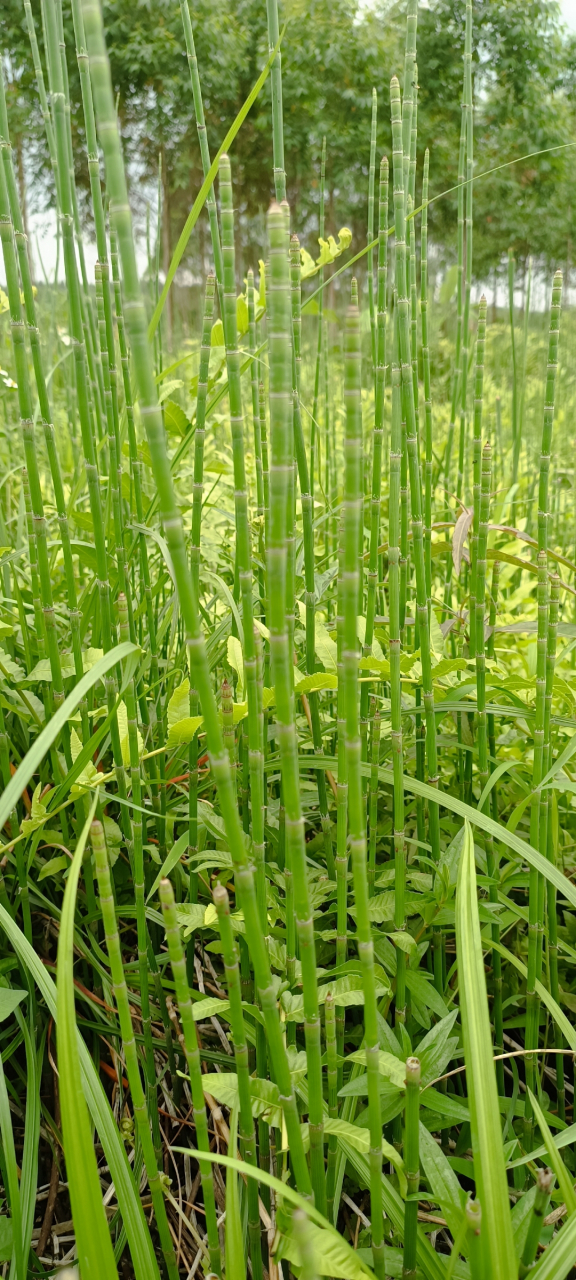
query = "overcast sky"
xmin=561 ymin=0 xmax=576 ymax=29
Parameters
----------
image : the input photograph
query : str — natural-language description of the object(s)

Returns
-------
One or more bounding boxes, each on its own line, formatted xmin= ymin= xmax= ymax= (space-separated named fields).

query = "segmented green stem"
xmin=421 ymin=149 xmax=433 ymax=602
xmin=266 ymin=0 xmax=286 ymax=202
xmin=267 ymin=200 xmax=325 ymax=1210
xmin=213 ymin=883 xmax=263 ymax=1280
xmin=0 ymin=131 xmax=66 ymax=713
xmin=191 ymin=274 xmax=216 ymax=599
xmin=82 ymin=0 xmax=312 ymax=1200
xmin=325 ymin=991 xmax=338 ymax=1223
xmin=392 ymin=77 xmax=441 ymax=874
xmin=518 ymin=1168 xmax=553 ymax=1279
xmin=158 ymin=878 xmax=221 ymax=1276
xmin=362 ymin=157 xmax=388 ymax=744
xmin=469 ymin=296 xmax=487 ymax=659
xmin=342 ymin=301 xmax=385 ymax=1278
xmin=403 ymin=1057 xmax=420 ymax=1277
xmin=311 ymin=137 xmax=326 ymax=503
xmin=0 ymin=64 xmax=85 ymax=706
xmin=179 ymin=0 xmax=223 ymax=290
xmin=545 ymin=576 xmax=564 ymax=1117
xmin=368 ymin=701 xmax=381 ymax=897
xmin=367 ymin=89 xmax=377 ymax=371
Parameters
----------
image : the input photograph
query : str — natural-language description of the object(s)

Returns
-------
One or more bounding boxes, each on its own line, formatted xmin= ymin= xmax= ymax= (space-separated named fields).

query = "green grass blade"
xmin=455 ymin=819 xmax=516 ymax=1277
xmin=529 ymin=1208 xmax=576 ymax=1280
xmin=172 ymin=1146 xmax=375 ymax=1280
xmin=0 ymin=904 xmax=160 ymax=1280
xmin=0 ymin=1044 xmax=24 ymax=1278
xmin=147 ymin=27 xmax=284 ymax=342
xmin=0 ymin=641 xmax=137 ymax=831
xmin=224 ymin=1103 xmax=245 ymax=1280
xmin=527 ymin=1089 xmax=576 ymax=1216
xmin=56 ymin=794 xmax=119 ymax=1280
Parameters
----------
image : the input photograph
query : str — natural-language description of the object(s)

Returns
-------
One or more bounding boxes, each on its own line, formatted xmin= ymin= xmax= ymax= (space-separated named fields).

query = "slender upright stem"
xmin=342 ymin=300 xmax=385 ymax=1278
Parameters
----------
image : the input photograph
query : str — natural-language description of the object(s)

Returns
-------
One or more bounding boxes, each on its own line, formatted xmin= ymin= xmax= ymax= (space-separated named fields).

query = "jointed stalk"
xmin=191 ymin=274 xmax=216 ymax=601
xmin=213 ymin=884 xmax=263 ymax=1280
xmin=342 ymin=300 xmax=385 ymax=1278
xmin=83 ymin=0 xmax=313 ymax=1201
xmin=158 ymin=877 xmax=222 ymax=1276
xmin=267 ymin=200 xmax=325 ymax=1211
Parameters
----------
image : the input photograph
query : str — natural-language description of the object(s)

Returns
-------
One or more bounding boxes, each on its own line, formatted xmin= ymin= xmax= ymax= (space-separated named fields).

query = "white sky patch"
xmin=561 ymin=0 xmax=576 ymax=29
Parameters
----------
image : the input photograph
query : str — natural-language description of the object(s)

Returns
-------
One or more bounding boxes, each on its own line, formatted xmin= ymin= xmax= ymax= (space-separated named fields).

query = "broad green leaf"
xmin=236 ymin=294 xmax=249 ymax=335
xmin=294 ymin=672 xmax=338 ymax=694
xmin=0 ymin=987 xmax=26 ymax=1022
xmin=167 ymin=678 xmax=190 ymax=729
xmin=455 ymin=819 xmax=516 ymax=1277
xmin=192 ymin=996 xmax=231 ymax=1022
xmin=157 ymin=379 xmax=183 ymax=403
xmin=404 ymin=970 xmax=449 ymax=1018
xmin=20 ymin=781 xmax=50 ymax=837
xmin=70 ymin=726 xmax=102 ymax=794
xmin=166 ymin=715 xmax=204 ymax=749
xmin=56 ymin=794 xmax=119 ymax=1279
xmin=285 ymin=973 xmax=389 ymax=1020
xmin=417 ymin=1009 xmax=459 ymax=1085
xmin=201 ymin=1074 xmax=282 ymax=1127
xmin=323 ymin=1117 xmax=406 ymax=1196
xmin=277 ymin=1212 xmax=372 ymax=1278
xmin=419 ymin=1123 xmax=465 ymax=1241
xmin=429 ymin=609 xmax=446 ymax=657
xmin=420 ymin=1086 xmax=469 ymax=1124
xmin=163 ymin=399 xmax=189 ymax=436
xmin=388 ymin=930 xmax=417 ymax=957
xmin=211 ymin=318 xmax=225 ymax=346
xmin=347 ymin=1049 xmax=407 ymax=1089
xmin=227 ymin=634 xmax=245 ymax=697
xmin=115 ymin=699 xmax=144 ymax=766
xmin=38 ymin=855 xmax=68 ymax=881
xmin=146 ymin=831 xmax=189 ymax=902
xmin=175 ymin=902 xmax=206 ymax=938
xmin=28 ymin=655 xmax=76 ymax=682
xmin=315 ymin=620 xmax=337 ymax=673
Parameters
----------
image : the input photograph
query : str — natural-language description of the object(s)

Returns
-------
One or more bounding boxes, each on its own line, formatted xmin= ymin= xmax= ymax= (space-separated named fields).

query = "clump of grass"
xmin=1 ymin=1 xmax=576 ymax=1279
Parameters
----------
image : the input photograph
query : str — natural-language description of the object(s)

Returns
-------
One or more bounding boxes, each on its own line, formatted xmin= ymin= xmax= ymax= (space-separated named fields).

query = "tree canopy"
xmin=3 ymin=0 xmax=576 ymax=279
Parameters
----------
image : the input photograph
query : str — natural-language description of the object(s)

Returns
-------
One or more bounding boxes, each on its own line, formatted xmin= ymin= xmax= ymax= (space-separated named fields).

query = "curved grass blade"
xmin=0 ymin=641 xmax=137 ymax=832
xmin=0 ymin=904 xmax=160 ymax=1280
xmin=0 ymin=1047 xmax=24 ymax=1278
xmin=489 ymin=940 xmax=576 ymax=1052
xmin=171 ymin=1147 xmax=375 ymax=1280
xmin=56 ymin=793 xmax=119 ymax=1280
xmin=455 ymin=820 xmax=516 ymax=1278
xmin=147 ymin=28 xmax=285 ymax=342
xmin=224 ymin=1103 xmax=245 ymax=1280
xmin=295 ymin=754 xmax=576 ymax=914
xmin=529 ymin=1208 xmax=576 ymax=1280
xmin=527 ymin=1089 xmax=576 ymax=1216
